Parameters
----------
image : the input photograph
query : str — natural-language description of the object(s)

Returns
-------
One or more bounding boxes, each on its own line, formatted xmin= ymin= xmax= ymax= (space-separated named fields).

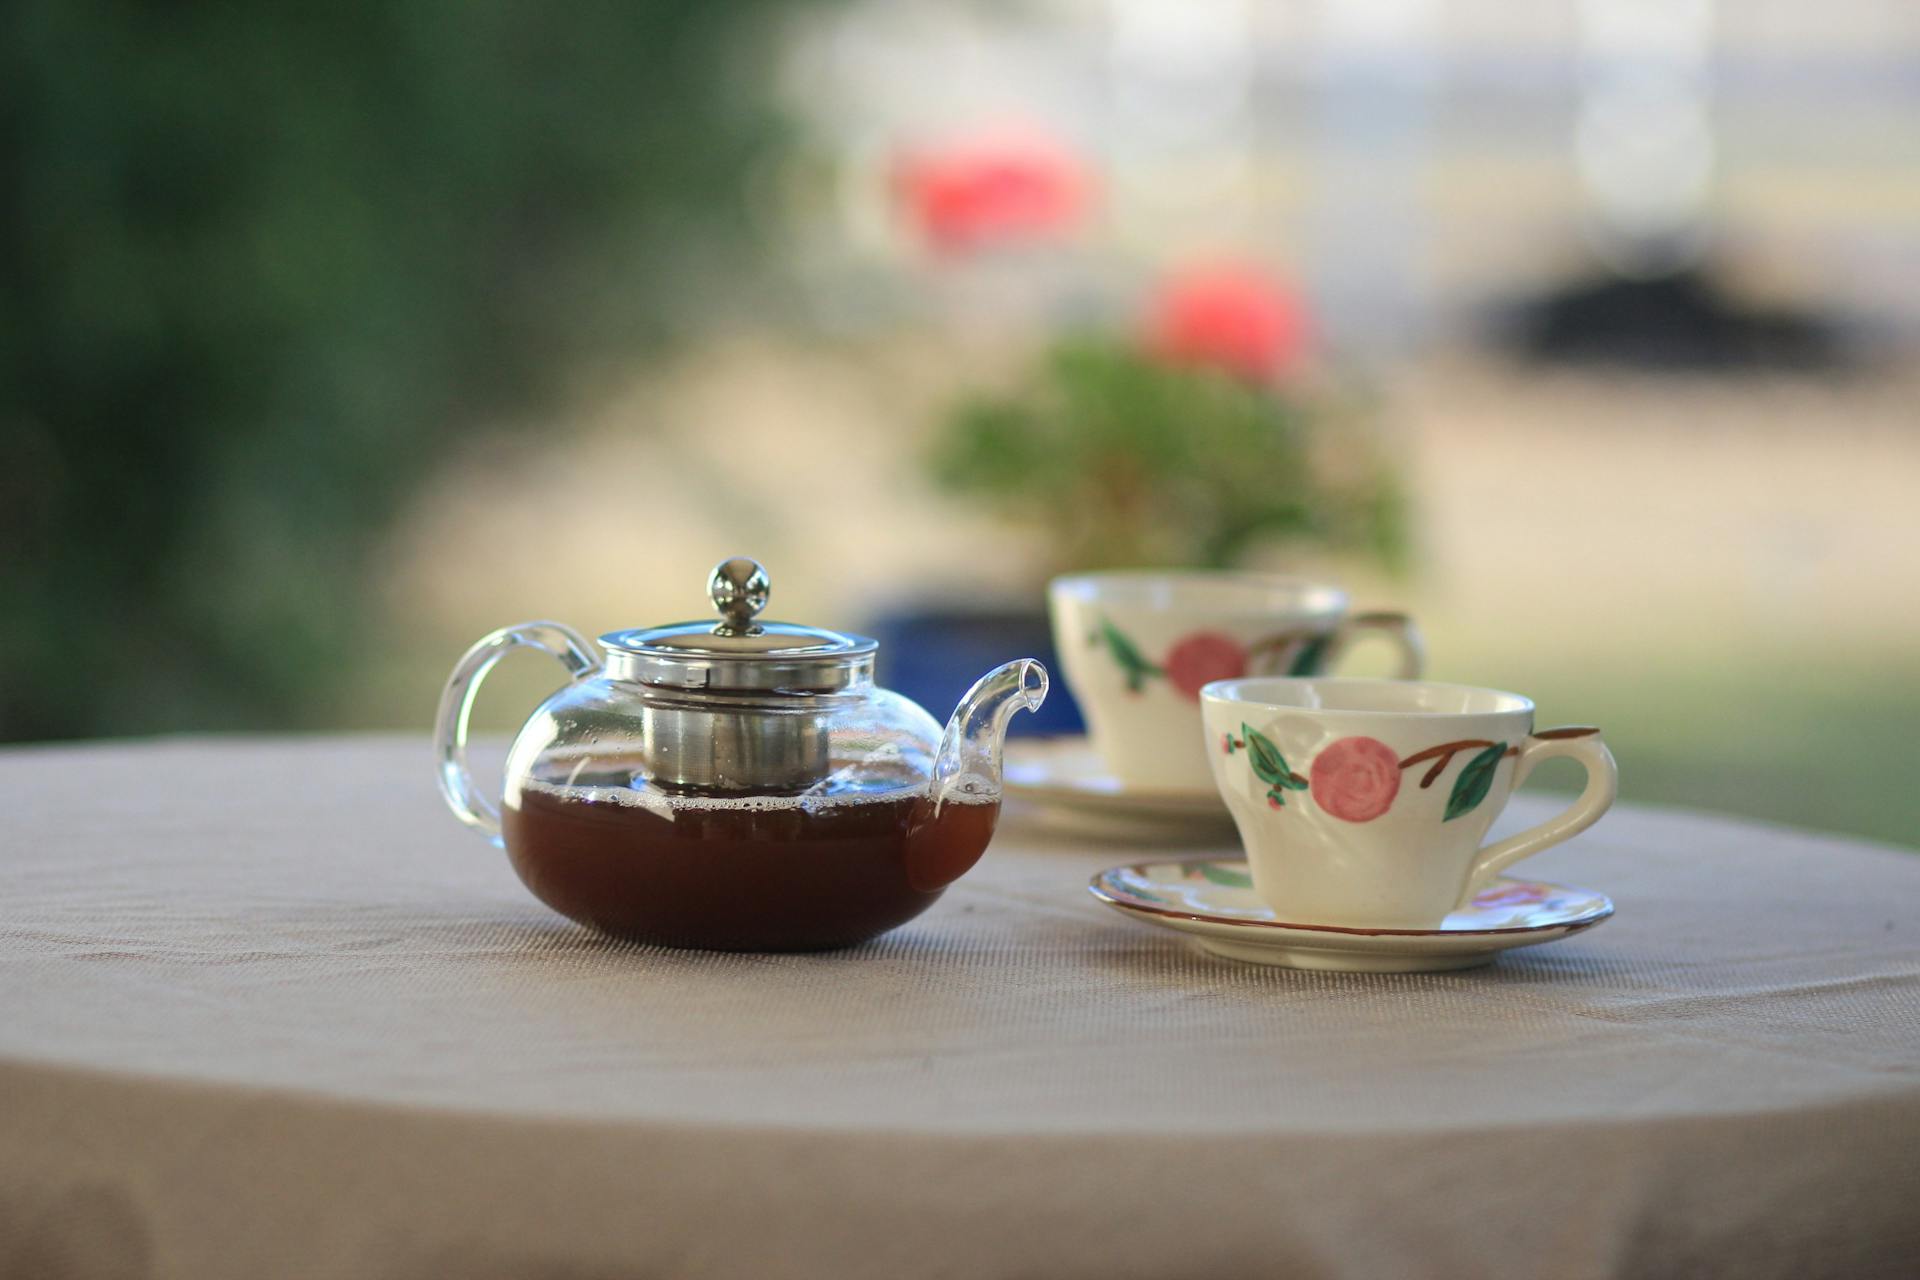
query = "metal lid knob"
xmin=708 ymin=557 xmax=771 ymax=636
xmin=597 ymin=555 xmax=877 ymax=692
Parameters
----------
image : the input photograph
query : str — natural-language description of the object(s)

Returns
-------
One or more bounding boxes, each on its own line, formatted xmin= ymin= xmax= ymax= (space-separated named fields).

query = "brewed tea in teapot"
xmin=434 ymin=558 xmax=1047 ymax=951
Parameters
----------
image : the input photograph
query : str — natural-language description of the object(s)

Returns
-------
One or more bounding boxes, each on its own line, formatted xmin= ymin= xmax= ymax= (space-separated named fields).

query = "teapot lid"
xmin=600 ymin=557 xmax=877 ymax=692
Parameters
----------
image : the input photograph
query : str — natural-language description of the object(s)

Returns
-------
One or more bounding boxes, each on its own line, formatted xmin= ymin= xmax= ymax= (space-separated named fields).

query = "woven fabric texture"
xmin=3 ymin=736 xmax=1917 ymax=1279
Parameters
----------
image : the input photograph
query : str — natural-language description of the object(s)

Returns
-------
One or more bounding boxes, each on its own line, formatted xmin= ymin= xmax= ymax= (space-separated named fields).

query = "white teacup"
xmin=1049 ymin=571 xmax=1424 ymax=790
xmin=1200 ymin=677 xmax=1618 ymax=928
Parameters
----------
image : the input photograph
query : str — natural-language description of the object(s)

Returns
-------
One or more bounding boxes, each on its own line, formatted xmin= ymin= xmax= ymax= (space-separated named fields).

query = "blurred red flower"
xmin=894 ymin=128 xmax=1089 ymax=256
xmin=1144 ymin=263 xmax=1309 ymax=383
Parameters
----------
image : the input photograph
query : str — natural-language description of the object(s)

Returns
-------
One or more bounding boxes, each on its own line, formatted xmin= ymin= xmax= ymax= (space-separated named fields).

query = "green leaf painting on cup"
xmin=1444 ymin=742 xmax=1508 ymax=822
xmin=1096 ymin=617 xmax=1163 ymax=693
xmin=1237 ymin=730 xmax=1517 ymax=823
xmin=1241 ymin=723 xmax=1308 ymax=807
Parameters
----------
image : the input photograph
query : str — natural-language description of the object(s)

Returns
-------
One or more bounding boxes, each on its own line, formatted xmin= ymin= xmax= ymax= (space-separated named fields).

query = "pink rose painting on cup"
xmin=1309 ymin=736 xmax=1402 ymax=822
xmin=1092 ymin=618 xmax=1335 ymax=700
xmin=1224 ymin=724 xmax=1530 ymax=824
xmin=1162 ymin=632 xmax=1248 ymax=699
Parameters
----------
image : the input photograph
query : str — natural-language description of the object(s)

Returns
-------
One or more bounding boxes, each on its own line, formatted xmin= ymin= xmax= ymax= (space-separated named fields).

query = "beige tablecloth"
xmin=2 ymin=735 xmax=1917 ymax=1279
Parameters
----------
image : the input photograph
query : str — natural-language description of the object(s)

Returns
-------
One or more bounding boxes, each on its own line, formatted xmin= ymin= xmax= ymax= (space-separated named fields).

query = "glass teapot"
xmin=434 ymin=557 xmax=1048 ymax=951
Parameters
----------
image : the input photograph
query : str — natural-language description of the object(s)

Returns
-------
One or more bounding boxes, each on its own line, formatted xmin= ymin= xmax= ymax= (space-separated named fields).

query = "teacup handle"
xmin=1464 ymin=727 xmax=1619 ymax=898
xmin=434 ymin=621 xmax=600 ymax=844
xmin=1329 ymin=610 xmax=1425 ymax=679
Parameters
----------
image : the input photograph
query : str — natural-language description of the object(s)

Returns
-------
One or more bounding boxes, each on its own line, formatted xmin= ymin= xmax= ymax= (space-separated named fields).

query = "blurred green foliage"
xmin=1 ymin=0 xmax=805 ymax=740
xmin=931 ymin=338 xmax=1409 ymax=575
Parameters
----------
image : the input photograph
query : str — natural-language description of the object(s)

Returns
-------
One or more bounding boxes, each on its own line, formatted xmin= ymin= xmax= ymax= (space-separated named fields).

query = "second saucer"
xmin=1004 ymin=736 xmax=1234 ymax=838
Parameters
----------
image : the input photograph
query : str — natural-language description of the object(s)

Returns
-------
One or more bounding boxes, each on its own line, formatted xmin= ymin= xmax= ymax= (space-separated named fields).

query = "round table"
xmin=4 ymin=736 xmax=1917 ymax=1279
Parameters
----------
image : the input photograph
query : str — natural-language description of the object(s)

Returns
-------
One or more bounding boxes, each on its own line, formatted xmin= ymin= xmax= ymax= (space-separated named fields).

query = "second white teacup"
xmin=1201 ymin=677 xmax=1618 ymax=929
xmin=1049 ymin=571 xmax=1424 ymax=790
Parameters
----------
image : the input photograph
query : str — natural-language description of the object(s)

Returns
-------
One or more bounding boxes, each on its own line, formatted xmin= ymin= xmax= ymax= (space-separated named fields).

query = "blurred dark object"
xmin=867 ymin=608 xmax=1081 ymax=739
xmin=0 ymin=0 xmax=804 ymax=741
xmin=1508 ymin=267 xmax=1844 ymax=371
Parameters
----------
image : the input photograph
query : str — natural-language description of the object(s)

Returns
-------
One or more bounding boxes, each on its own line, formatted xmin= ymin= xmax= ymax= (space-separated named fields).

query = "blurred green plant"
xmin=930 ymin=337 xmax=1409 ymax=576
xmin=0 ymin=0 xmax=810 ymax=740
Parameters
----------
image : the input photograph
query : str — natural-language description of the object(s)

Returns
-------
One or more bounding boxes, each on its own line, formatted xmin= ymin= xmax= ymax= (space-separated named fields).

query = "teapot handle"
xmin=433 ymin=621 xmax=599 ymax=844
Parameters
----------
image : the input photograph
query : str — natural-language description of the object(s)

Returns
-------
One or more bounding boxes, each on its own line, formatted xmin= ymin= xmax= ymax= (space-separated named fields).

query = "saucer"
xmin=1004 ymin=737 xmax=1234 ymax=837
xmin=1088 ymin=857 xmax=1613 ymax=972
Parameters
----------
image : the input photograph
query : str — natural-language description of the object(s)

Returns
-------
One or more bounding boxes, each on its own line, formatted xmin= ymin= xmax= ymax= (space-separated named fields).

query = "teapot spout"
xmin=930 ymin=659 xmax=1049 ymax=812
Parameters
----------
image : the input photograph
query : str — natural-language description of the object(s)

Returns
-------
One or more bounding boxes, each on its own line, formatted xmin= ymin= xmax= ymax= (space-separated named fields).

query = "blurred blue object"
xmin=866 ymin=608 xmax=1083 ymax=738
